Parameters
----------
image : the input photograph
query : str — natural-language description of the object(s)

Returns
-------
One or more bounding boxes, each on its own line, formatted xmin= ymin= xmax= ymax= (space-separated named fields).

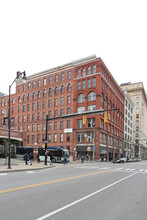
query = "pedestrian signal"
xmin=83 ymin=116 xmax=86 ymax=125
xmin=104 ymin=112 xmax=108 ymax=123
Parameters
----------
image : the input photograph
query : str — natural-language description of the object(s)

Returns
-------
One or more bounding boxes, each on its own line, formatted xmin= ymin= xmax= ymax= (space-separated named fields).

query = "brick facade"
xmin=0 ymin=55 xmax=125 ymax=161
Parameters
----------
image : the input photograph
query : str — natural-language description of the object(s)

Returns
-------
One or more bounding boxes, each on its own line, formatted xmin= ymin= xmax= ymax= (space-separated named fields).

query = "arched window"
xmin=88 ymin=91 xmax=96 ymax=101
xmin=38 ymin=91 xmax=41 ymax=98
xmin=49 ymin=88 xmax=52 ymax=96
xmin=61 ymin=85 xmax=64 ymax=93
xmin=28 ymin=94 xmax=30 ymax=101
xmin=105 ymin=97 xmax=108 ymax=107
xmin=67 ymin=83 xmax=71 ymax=92
xmin=43 ymin=89 xmax=46 ymax=97
xmin=55 ymin=86 xmax=58 ymax=94
xmin=23 ymin=95 xmax=26 ymax=102
xmin=32 ymin=92 xmax=35 ymax=99
xmin=101 ymin=93 xmax=104 ymax=103
xmin=77 ymin=93 xmax=85 ymax=103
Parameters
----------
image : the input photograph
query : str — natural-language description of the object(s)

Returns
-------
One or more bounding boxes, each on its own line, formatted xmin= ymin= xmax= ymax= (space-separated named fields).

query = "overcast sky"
xmin=0 ymin=0 xmax=147 ymax=95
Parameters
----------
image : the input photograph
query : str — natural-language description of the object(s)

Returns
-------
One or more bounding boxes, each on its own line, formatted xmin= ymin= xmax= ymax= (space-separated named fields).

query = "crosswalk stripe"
xmin=139 ymin=169 xmax=144 ymax=172
xmin=0 ymin=173 xmax=7 ymax=176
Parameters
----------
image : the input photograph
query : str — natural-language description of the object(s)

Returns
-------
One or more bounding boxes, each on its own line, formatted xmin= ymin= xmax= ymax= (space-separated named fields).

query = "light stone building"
xmin=121 ymin=82 xmax=147 ymax=159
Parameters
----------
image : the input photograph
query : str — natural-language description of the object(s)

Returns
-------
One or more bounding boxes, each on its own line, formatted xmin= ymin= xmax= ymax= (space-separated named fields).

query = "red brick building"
xmin=0 ymin=55 xmax=125 ymax=161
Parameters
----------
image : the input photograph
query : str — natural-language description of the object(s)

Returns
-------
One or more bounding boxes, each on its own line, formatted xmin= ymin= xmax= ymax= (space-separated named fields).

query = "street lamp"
xmin=6 ymin=71 xmax=27 ymax=169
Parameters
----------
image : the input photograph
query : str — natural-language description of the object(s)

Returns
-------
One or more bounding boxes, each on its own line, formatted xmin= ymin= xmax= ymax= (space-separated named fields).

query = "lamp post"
xmin=44 ymin=115 xmax=48 ymax=165
xmin=5 ymin=71 xmax=27 ymax=169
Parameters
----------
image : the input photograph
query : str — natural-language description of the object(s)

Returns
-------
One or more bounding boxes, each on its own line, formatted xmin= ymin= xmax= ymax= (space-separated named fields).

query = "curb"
xmin=0 ymin=165 xmax=55 ymax=173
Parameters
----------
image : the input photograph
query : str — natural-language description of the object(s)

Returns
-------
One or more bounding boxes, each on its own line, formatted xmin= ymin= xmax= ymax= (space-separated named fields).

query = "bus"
xmin=38 ymin=146 xmax=69 ymax=163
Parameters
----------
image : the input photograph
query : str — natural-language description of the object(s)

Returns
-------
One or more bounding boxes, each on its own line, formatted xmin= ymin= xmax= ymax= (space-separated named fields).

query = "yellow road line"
xmin=0 ymin=170 xmax=110 ymax=194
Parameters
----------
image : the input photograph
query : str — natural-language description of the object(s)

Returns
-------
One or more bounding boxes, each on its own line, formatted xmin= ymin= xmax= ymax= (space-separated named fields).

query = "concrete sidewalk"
xmin=0 ymin=158 xmax=54 ymax=173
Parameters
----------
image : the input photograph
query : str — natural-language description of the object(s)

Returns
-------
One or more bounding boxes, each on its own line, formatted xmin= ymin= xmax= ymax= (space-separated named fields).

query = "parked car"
xmin=132 ymin=158 xmax=137 ymax=162
xmin=126 ymin=158 xmax=132 ymax=162
xmin=137 ymin=158 xmax=141 ymax=162
xmin=118 ymin=158 xmax=126 ymax=163
xmin=113 ymin=158 xmax=126 ymax=163
xmin=113 ymin=159 xmax=120 ymax=163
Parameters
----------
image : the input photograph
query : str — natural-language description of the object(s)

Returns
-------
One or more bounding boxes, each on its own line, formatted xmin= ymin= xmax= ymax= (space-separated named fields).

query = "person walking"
xmin=81 ymin=154 xmax=85 ymax=163
xmin=63 ymin=155 xmax=67 ymax=165
xmin=29 ymin=152 xmax=33 ymax=165
xmin=50 ymin=154 xmax=53 ymax=165
xmin=24 ymin=152 xmax=29 ymax=165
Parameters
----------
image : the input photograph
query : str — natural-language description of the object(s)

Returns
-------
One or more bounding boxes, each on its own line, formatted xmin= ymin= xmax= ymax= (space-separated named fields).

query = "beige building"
xmin=121 ymin=82 xmax=147 ymax=159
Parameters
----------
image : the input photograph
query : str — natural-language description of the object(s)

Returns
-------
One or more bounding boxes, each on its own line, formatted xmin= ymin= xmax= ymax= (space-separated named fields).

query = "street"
xmin=0 ymin=161 xmax=147 ymax=220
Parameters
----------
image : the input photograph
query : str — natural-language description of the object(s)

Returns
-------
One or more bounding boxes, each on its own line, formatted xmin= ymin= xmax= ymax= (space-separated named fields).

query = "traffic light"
xmin=104 ymin=112 xmax=108 ymax=123
xmin=83 ymin=115 xmax=86 ymax=125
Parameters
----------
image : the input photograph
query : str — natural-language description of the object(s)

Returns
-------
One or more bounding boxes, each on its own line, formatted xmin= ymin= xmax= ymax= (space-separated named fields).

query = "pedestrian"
xmin=86 ymin=153 xmax=89 ymax=161
xmin=63 ymin=155 xmax=67 ymax=165
xmin=29 ymin=152 xmax=33 ymax=165
xmin=37 ymin=154 xmax=40 ymax=163
xmin=81 ymin=154 xmax=85 ymax=163
xmin=50 ymin=154 xmax=53 ymax=165
xmin=24 ymin=152 xmax=29 ymax=165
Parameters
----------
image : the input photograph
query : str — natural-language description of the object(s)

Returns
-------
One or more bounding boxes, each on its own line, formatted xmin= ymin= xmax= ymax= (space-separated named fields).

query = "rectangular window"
xmin=55 ymin=110 xmax=58 ymax=117
xmin=77 ymin=81 xmax=81 ymax=90
xmin=54 ymin=134 xmax=57 ymax=142
xmin=87 ymin=78 xmax=91 ymax=88
xmin=32 ymin=135 xmax=35 ymax=144
xmin=61 ymin=73 xmax=64 ymax=81
xmin=37 ymin=134 xmax=40 ymax=143
xmin=68 ymin=71 xmax=71 ymax=79
xmin=54 ymin=122 xmax=57 ymax=129
xmin=49 ymin=77 xmax=52 ymax=84
xmin=67 ymin=133 xmax=70 ymax=142
xmin=61 ymin=97 xmax=64 ymax=105
xmin=77 ymin=119 xmax=84 ymax=128
xmin=27 ymin=135 xmax=30 ymax=144
xmin=61 ymin=109 xmax=64 ymax=116
xmin=60 ymin=133 xmax=63 ymax=142
xmin=55 ymin=98 xmax=58 ymax=106
xmin=48 ymin=134 xmax=51 ymax=143
xmin=32 ymin=124 xmax=35 ymax=131
xmin=67 ymin=96 xmax=71 ymax=104
xmin=82 ymin=80 xmax=86 ymax=89
xmin=32 ymin=113 xmax=35 ymax=121
xmin=92 ymin=77 xmax=96 ymax=87
xmin=38 ymin=102 xmax=40 ymax=109
xmin=49 ymin=122 xmax=51 ymax=130
xmin=67 ymin=108 xmax=71 ymax=114
xmin=37 ymin=112 xmax=40 ymax=120
xmin=60 ymin=121 xmax=63 ymax=129
xmin=67 ymin=120 xmax=70 ymax=128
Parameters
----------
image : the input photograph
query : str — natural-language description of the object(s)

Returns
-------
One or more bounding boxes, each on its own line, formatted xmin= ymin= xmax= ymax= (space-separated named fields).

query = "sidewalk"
xmin=0 ymin=158 xmax=53 ymax=173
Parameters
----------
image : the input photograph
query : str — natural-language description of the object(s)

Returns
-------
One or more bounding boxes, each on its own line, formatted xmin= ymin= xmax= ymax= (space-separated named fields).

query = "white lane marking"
xmin=100 ymin=167 xmax=110 ymax=170
xmin=130 ymin=169 xmax=135 ymax=171
xmin=145 ymin=170 xmax=147 ymax=172
xmin=26 ymin=171 xmax=34 ymax=173
xmin=0 ymin=173 xmax=7 ymax=176
xmin=115 ymin=168 xmax=123 ymax=170
xmin=139 ymin=169 xmax=144 ymax=172
xmin=36 ymin=172 xmax=137 ymax=220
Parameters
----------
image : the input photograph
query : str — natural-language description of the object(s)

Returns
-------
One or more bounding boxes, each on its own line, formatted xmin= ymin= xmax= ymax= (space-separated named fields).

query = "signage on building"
xmin=64 ymin=128 xmax=73 ymax=133
xmin=87 ymin=147 xmax=91 ymax=151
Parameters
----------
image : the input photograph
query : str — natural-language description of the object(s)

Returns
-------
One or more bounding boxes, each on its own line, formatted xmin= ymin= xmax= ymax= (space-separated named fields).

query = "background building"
xmin=121 ymin=90 xmax=134 ymax=159
xmin=121 ymin=82 xmax=147 ymax=159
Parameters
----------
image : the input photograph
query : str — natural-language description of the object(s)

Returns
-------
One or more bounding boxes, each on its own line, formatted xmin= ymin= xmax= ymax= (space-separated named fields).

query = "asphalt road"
xmin=0 ymin=161 xmax=147 ymax=220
